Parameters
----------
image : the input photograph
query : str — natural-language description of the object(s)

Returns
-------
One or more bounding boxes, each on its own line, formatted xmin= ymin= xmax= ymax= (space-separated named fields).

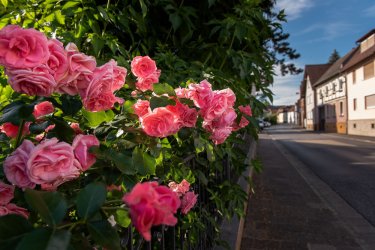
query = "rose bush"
xmin=0 ymin=25 xmax=254 ymax=249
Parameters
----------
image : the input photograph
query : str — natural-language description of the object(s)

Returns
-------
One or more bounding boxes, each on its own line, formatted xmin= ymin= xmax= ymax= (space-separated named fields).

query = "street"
xmin=240 ymin=124 xmax=375 ymax=250
xmin=268 ymin=125 xmax=375 ymax=227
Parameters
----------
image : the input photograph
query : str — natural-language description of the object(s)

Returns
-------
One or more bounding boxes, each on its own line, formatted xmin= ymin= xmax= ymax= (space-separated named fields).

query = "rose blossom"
xmin=0 ymin=181 xmax=14 ymax=205
xmin=135 ymin=70 xmax=160 ymax=92
xmin=168 ymin=179 xmax=190 ymax=197
xmin=80 ymin=60 xmax=126 ymax=112
xmin=131 ymin=56 xmax=157 ymax=78
xmin=27 ymin=138 xmax=81 ymax=189
xmin=133 ymin=100 xmax=150 ymax=118
xmin=6 ymin=65 xmax=56 ymax=96
xmin=141 ymin=107 xmax=180 ymax=137
xmin=180 ymin=191 xmax=198 ymax=214
xmin=166 ymin=101 xmax=197 ymax=128
xmin=3 ymin=140 xmax=36 ymax=189
xmin=33 ymin=101 xmax=54 ymax=119
xmin=200 ymin=88 xmax=236 ymax=122
xmin=70 ymin=122 xmax=83 ymax=134
xmin=46 ymin=39 xmax=68 ymax=83
xmin=55 ymin=43 xmax=96 ymax=95
xmin=239 ymin=105 xmax=252 ymax=117
xmin=0 ymin=122 xmax=30 ymax=138
xmin=186 ymin=80 xmax=213 ymax=109
xmin=4 ymin=203 xmax=29 ymax=219
xmin=209 ymin=127 xmax=232 ymax=145
xmin=123 ymin=182 xmax=180 ymax=241
xmin=72 ymin=134 xmax=100 ymax=171
xmin=0 ymin=25 xmax=50 ymax=68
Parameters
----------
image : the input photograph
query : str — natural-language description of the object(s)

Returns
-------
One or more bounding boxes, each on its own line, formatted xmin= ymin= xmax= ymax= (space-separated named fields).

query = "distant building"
xmin=301 ymin=64 xmax=331 ymax=130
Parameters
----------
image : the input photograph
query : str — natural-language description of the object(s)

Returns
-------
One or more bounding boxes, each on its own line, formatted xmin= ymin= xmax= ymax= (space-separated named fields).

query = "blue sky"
xmin=271 ymin=0 xmax=375 ymax=105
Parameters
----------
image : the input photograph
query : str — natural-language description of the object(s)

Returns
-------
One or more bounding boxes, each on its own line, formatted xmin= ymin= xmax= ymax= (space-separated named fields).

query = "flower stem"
xmin=15 ymin=119 xmax=25 ymax=148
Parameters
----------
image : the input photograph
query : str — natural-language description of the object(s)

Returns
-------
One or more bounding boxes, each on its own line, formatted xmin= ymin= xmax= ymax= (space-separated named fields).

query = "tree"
xmin=328 ymin=49 xmax=341 ymax=64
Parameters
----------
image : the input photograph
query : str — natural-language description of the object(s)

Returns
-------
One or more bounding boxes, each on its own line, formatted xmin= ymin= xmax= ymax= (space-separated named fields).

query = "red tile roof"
xmin=303 ymin=64 xmax=331 ymax=87
xmin=341 ymin=45 xmax=375 ymax=72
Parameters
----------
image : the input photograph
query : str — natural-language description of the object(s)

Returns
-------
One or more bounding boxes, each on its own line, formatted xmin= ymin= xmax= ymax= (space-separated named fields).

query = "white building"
xmin=302 ymin=64 xmax=331 ymax=130
xmin=343 ymin=29 xmax=375 ymax=136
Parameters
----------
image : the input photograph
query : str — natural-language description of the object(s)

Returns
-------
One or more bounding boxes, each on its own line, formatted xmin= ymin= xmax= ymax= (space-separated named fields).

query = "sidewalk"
xmin=240 ymin=132 xmax=363 ymax=250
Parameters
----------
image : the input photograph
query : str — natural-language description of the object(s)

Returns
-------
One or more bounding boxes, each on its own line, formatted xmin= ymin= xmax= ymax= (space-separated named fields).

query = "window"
xmin=353 ymin=123 xmax=357 ymax=129
xmin=353 ymin=98 xmax=357 ymax=111
xmin=372 ymin=124 xmax=375 ymax=129
xmin=365 ymin=94 xmax=375 ymax=109
xmin=340 ymin=101 xmax=344 ymax=116
xmin=364 ymin=61 xmax=374 ymax=80
xmin=325 ymin=86 xmax=329 ymax=97
xmin=352 ymin=71 xmax=356 ymax=84
xmin=332 ymin=83 xmax=336 ymax=93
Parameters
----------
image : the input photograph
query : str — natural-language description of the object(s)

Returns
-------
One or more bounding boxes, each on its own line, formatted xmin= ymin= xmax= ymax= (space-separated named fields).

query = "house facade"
xmin=313 ymin=51 xmax=353 ymax=134
xmin=302 ymin=64 xmax=331 ymax=130
xmin=342 ymin=29 xmax=375 ymax=136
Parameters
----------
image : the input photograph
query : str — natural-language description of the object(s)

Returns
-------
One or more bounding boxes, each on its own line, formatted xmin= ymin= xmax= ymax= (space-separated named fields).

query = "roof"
xmin=341 ymin=45 xmax=375 ymax=72
xmin=301 ymin=64 xmax=331 ymax=88
xmin=356 ymin=29 xmax=375 ymax=43
xmin=314 ymin=48 xmax=356 ymax=86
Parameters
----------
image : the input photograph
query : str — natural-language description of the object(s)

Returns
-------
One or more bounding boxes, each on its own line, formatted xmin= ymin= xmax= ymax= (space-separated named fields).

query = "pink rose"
xmin=166 ymin=101 xmax=197 ymax=128
xmin=174 ymin=87 xmax=189 ymax=99
xmin=186 ymin=80 xmax=213 ymax=109
xmin=0 ymin=181 xmax=14 ymax=205
xmin=72 ymin=134 xmax=100 ymax=171
xmin=46 ymin=39 xmax=68 ymax=83
xmin=131 ymin=56 xmax=157 ymax=78
xmin=133 ymin=100 xmax=150 ymax=118
xmin=5 ymin=203 xmax=29 ymax=219
xmin=239 ymin=105 xmax=252 ymax=117
xmin=3 ymin=140 xmax=36 ymax=189
xmin=201 ymin=88 xmax=236 ymax=122
xmin=27 ymin=138 xmax=81 ymax=189
xmin=80 ymin=60 xmax=126 ymax=112
xmin=168 ymin=179 xmax=190 ymax=197
xmin=135 ymin=70 xmax=160 ymax=92
xmin=141 ymin=107 xmax=180 ymax=137
xmin=70 ymin=123 xmax=83 ymax=134
xmin=209 ymin=127 xmax=232 ymax=145
xmin=33 ymin=101 xmax=54 ymax=119
xmin=123 ymin=182 xmax=180 ymax=241
xmin=0 ymin=122 xmax=30 ymax=138
xmin=6 ymin=65 xmax=56 ymax=96
xmin=0 ymin=25 xmax=49 ymax=68
xmin=180 ymin=191 xmax=198 ymax=214
xmin=56 ymin=43 xmax=96 ymax=95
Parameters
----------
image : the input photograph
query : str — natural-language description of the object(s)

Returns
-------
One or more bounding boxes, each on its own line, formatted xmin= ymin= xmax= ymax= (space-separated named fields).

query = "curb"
xmin=215 ymin=134 xmax=257 ymax=250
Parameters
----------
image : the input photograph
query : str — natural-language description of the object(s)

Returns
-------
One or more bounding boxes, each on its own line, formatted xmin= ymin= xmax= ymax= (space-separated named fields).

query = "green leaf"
xmin=132 ymin=147 xmax=156 ymax=176
xmin=169 ymin=12 xmax=182 ymax=31
xmin=0 ymin=0 xmax=8 ymax=8
xmin=24 ymin=189 xmax=67 ymax=227
xmin=82 ymin=109 xmax=115 ymax=127
xmin=97 ymin=6 xmax=109 ymax=21
xmin=109 ymin=150 xmax=136 ymax=175
xmin=115 ymin=209 xmax=131 ymax=228
xmin=88 ymin=19 xmax=101 ymax=34
xmin=123 ymin=100 xmax=135 ymax=114
xmin=0 ymin=215 xmax=32 ymax=249
xmin=149 ymin=96 xmax=175 ymax=110
xmin=139 ymin=0 xmax=148 ymax=18
xmin=47 ymin=117 xmax=75 ymax=143
xmin=195 ymin=170 xmax=208 ymax=186
xmin=153 ymin=83 xmax=176 ymax=96
xmin=54 ymin=10 xmax=65 ymax=25
xmin=91 ymin=34 xmax=105 ymax=56
xmin=16 ymin=228 xmax=71 ymax=250
xmin=0 ymin=101 xmax=34 ymax=125
xmin=87 ymin=220 xmax=121 ymax=250
xmin=76 ymin=183 xmax=106 ymax=220
xmin=60 ymin=94 xmax=82 ymax=116
xmin=29 ymin=121 xmax=51 ymax=134
xmin=62 ymin=1 xmax=80 ymax=10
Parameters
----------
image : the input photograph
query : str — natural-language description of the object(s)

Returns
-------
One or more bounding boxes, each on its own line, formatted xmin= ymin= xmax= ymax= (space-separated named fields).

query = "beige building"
xmin=343 ymin=29 xmax=375 ymax=136
xmin=314 ymin=50 xmax=354 ymax=134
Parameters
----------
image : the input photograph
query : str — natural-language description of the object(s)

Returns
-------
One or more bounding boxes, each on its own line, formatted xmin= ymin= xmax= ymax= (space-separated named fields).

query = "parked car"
xmin=264 ymin=121 xmax=271 ymax=127
xmin=257 ymin=119 xmax=265 ymax=130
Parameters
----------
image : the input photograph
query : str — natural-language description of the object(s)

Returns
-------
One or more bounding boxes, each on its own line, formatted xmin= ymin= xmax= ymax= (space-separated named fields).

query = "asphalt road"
xmin=265 ymin=124 xmax=375 ymax=227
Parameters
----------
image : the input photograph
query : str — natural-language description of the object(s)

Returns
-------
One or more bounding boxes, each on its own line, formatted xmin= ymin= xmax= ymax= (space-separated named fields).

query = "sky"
xmin=271 ymin=0 xmax=375 ymax=106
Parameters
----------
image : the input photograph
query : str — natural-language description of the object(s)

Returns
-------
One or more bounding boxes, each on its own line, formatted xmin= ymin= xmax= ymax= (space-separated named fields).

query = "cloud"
xmin=276 ymin=0 xmax=313 ymax=20
xmin=296 ymin=21 xmax=353 ymax=42
xmin=364 ymin=4 xmax=375 ymax=17
xmin=270 ymin=65 xmax=302 ymax=105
